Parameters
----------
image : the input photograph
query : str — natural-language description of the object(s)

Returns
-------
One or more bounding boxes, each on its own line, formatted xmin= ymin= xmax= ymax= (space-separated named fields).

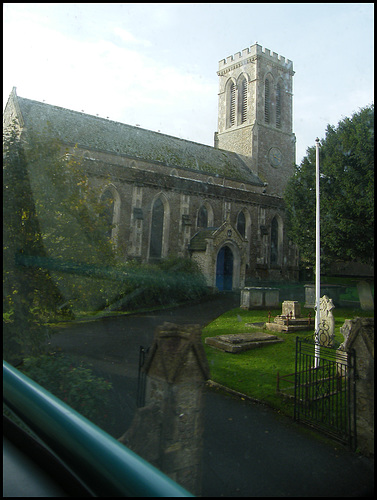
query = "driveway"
xmin=48 ymin=292 xmax=374 ymax=497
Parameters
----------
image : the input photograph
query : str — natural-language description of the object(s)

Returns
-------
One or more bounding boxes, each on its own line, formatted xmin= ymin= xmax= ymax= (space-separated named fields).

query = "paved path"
xmin=49 ymin=292 xmax=374 ymax=497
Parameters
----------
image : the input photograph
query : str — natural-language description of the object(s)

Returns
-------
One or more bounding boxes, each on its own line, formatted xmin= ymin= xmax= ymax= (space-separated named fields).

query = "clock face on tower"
xmin=269 ymin=147 xmax=282 ymax=167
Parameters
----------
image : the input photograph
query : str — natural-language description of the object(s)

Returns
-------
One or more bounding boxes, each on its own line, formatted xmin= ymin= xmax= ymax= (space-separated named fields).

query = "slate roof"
xmin=189 ymin=228 xmax=218 ymax=251
xmin=14 ymin=94 xmax=263 ymax=186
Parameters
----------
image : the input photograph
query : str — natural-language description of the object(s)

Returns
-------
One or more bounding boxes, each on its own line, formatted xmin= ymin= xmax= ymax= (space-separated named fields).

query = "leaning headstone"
xmin=357 ymin=281 xmax=374 ymax=311
xmin=119 ymin=322 xmax=209 ymax=496
xmin=318 ymin=295 xmax=335 ymax=346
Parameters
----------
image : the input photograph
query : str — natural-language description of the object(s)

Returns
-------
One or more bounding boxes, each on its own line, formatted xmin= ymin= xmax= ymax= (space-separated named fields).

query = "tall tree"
xmin=3 ymin=122 xmax=118 ymax=362
xmin=284 ymin=105 xmax=374 ymax=271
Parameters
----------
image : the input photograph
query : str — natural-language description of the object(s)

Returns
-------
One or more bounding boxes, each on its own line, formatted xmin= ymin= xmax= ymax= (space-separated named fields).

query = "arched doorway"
xmin=216 ymin=246 xmax=234 ymax=291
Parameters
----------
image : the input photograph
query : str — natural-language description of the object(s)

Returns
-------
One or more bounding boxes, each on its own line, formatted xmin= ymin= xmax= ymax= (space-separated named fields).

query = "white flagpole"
xmin=315 ymin=138 xmax=320 ymax=368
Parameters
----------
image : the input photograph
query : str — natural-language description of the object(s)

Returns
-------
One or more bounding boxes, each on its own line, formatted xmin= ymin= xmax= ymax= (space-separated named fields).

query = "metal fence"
xmin=294 ymin=337 xmax=356 ymax=449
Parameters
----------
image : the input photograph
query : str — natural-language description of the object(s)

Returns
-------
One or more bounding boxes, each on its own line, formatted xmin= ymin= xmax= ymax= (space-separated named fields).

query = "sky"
xmin=3 ymin=3 xmax=374 ymax=164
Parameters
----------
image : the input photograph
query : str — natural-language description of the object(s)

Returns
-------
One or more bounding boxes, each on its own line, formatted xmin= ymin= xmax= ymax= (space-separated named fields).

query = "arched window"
xmin=100 ymin=189 xmax=115 ymax=240
xmin=264 ymin=78 xmax=271 ymax=124
xmin=276 ymin=83 xmax=281 ymax=128
xmin=270 ymin=217 xmax=279 ymax=265
xmin=197 ymin=205 xmax=208 ymax=228
xmin=236 ymin=211 xmax=246 ymax=238
xmin=149 ymin=198 xmax=164 ymax=259
xmin=239 ymin=78 xmax=248 ymax=124
xmin=229 ymin=82 xmax=236 ymax=127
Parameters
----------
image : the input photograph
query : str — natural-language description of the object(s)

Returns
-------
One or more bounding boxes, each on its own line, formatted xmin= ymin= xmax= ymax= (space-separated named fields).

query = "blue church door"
xmin=216 ymin=246 xmax=233 ymax=291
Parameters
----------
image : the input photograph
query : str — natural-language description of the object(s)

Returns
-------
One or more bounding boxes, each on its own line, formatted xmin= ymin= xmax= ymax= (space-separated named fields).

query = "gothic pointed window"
xmin=197 ymin=205 xmax=208 ymax=228
xmin=100 ymin=189 xmax=115 ymax=240
xmin=270 ymin=217 xmax=279 ymax=265
xmin=240 ymin=78 xmax=248 ymax=124
xmin=149 ymin=198 xmax=164 ymax=259
xmin=236 ymin=211 xmax=246 ymax=238
xmin=265 ymin=78 xmax=271 ymax=124
xmin=229 ymin=82 xmax=236 ymax=127
xmin=276 ymin=83 xmax=281 ymax=128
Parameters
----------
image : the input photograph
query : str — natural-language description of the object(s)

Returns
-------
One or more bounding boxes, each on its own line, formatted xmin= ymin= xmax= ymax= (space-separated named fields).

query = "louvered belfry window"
xmin=276 ymin=83 xmax=281 ymax=128
xmin=229 ymin=82 xmax=236 ymax=126
xmin=241 ymin=79 xmax=248 ymax=124
xmin=264 ymin=79 xmax=270 ymax=123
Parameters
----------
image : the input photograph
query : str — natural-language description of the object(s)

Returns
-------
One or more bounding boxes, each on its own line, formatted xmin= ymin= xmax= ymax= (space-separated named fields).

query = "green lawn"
xmin=202 ymin=303 xmax=374 ymax=417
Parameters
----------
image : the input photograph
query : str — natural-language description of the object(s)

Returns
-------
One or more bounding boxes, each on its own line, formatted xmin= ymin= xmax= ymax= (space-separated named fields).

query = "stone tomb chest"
xmin=205 ymin=331 xmax=283 ymax=353
xmin=240 ymin=287 xmax=279 ymax=309
xmin=266 ymin=301 xmax=314 ymax=333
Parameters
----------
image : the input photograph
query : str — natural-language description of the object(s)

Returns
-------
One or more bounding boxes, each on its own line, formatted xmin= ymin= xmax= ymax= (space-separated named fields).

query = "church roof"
xmin=189 ymin=228 xmax=218 ymax=251
xmin=13 ymin=93 xmax=263 ymax=186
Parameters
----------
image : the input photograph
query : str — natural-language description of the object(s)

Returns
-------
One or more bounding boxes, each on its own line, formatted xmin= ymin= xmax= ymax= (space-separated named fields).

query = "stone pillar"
xmin=119 ymin=322 xmax=210 ymax=495
xmin=339 ymin=317 xmax=374 ymax=456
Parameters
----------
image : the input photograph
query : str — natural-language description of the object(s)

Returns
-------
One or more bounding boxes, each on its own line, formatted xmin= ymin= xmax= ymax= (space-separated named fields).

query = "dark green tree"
xmin=284 ymin=105 xmax=374 ymax=271
xmin=3 ymin=122 xmax=118 ymax=362
xmin=3 ymin=123 xmax=63 ymax=362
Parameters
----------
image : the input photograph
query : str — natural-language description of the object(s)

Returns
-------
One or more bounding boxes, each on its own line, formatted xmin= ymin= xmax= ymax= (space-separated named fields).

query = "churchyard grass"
xmin=202 ymin=304 xmax=374 ymax=417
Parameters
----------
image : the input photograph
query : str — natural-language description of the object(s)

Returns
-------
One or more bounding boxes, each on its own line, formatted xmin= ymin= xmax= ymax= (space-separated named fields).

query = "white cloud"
xmin=3 ymin=12 xmax=217 ymax=146
xmin=112 ymin=27 xmax=152 ymax=47
xmin=4 ymin=3 xmax=374 ymax=161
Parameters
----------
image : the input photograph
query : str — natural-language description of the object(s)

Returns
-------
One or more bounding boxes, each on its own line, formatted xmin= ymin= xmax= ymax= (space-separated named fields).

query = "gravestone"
xmin=119 ymin=322 xmax=209 ymax=496
xmin=318 ymin=295 xmax=335 ymax=347
xmin=357 ymin=281 xmax=374 ymax=311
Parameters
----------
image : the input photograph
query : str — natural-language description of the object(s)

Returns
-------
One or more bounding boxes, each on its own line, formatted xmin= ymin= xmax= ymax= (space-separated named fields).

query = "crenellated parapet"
xmin=218 ymin=43 xmax=293 ymax=75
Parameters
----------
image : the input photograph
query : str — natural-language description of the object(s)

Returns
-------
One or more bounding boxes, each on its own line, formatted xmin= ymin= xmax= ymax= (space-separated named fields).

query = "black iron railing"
xmin=294 ymin=337 xmax=356 ymax=450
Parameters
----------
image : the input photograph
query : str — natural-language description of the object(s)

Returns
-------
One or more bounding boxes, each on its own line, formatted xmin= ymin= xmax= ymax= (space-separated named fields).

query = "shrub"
xmin=19 ymin=353 xmax=113 ymax=427
xmin=108 ymin=257 xmax=209 ymax=311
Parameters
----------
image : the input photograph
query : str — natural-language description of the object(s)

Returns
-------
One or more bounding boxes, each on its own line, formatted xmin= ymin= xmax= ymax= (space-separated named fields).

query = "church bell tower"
xmin=215 ymin=43 xmax=296 ymax=196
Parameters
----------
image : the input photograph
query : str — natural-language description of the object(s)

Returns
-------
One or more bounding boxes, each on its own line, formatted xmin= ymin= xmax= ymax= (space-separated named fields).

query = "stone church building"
xmin=4 ymin=43 xmax=299 ymax=290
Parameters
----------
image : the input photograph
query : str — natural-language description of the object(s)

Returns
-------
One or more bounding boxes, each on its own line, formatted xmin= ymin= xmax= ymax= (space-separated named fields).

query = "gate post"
xmin=119 ymin=322 xmax=210 ymax=495
xmin=339 ymin=317 xmax=374 ymax=456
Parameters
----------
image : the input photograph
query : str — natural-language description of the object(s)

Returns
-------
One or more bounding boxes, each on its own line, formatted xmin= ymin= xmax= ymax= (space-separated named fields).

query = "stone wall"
xmin=216 ymin=43 xmax=295 ymax=197
xmin=85 ymin=151 xmax=297 ymax=282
